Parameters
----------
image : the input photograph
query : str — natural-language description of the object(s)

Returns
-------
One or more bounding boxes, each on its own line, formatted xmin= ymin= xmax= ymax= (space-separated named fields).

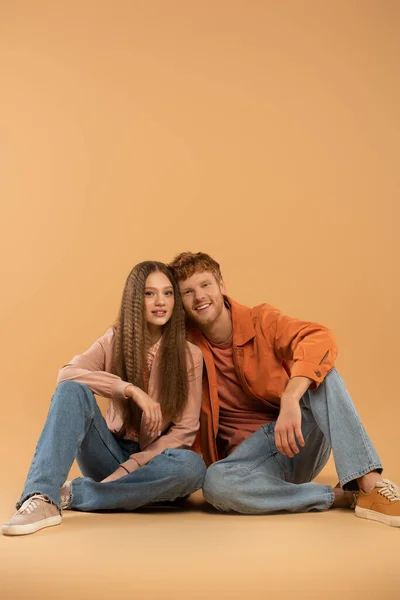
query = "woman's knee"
xmin=55 ymin=381 xmax=95 ymax=401
xmin=162 ymin=449 xmax=206 ymax=488
xmin=53 ymin=381 xmax=97 ymax=412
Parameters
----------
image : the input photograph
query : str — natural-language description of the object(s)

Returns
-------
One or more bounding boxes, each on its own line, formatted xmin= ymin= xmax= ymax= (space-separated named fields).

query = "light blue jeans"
xmin=203 ymin=368 xmax=382 ymax=514
xmin=18 ymin=381 xmax=206 ymax=512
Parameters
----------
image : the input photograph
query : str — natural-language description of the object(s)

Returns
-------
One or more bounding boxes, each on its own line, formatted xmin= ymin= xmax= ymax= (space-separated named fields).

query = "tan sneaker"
xmin=355 ymin=479 xmax=400 ymax=527
xmin=2 ymin=495 xmax=62 ymax=536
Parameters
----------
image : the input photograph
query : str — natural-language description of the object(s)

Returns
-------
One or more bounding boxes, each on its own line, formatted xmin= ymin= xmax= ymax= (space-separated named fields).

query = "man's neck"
xmin=200 ymin=306 xmax=233 ymax=344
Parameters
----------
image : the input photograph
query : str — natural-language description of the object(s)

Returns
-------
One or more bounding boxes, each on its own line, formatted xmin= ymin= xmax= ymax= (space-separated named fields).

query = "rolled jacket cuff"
xmin=290 ymin=361 xmax=332 ymax=389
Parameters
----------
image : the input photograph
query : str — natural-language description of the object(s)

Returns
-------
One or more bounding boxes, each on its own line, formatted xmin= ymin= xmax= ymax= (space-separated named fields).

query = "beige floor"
xmin=1 ymin=462 xmax=399 ymax=600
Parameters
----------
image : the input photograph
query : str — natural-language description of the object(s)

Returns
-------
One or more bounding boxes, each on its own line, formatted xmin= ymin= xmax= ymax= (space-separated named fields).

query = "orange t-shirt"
xmin=207 ymin=336 xmax=279 ymax=459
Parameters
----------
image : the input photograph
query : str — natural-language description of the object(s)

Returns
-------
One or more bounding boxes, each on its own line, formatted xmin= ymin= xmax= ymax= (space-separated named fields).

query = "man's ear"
xmin=219 ymin=279 xmax=227 ymax=295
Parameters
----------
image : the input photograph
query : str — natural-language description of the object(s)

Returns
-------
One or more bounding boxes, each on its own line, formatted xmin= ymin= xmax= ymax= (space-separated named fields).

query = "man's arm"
xmin=271 ymin=309 xmax=338 ymax=389
xmin=261 ymin=307 xmax=338 ymax=456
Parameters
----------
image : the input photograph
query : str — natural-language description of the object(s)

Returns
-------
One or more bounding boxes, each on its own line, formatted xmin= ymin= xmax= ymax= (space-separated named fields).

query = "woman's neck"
xmin=146 ymin=324 xmax=162 ymax=346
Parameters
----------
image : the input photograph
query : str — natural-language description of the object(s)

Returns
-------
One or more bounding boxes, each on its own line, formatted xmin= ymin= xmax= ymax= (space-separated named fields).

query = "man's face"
xmin=178 ymin=270 xmax=226 ymax=328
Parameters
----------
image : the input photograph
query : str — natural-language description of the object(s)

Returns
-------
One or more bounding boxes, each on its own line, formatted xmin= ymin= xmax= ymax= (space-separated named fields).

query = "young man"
xmin=169 ymin=251 xmax=400 ymax=527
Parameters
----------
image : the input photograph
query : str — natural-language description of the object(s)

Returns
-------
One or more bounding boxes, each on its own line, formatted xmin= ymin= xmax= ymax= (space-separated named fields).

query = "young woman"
xmin=2 ymin=261 xmax=206 ymax=536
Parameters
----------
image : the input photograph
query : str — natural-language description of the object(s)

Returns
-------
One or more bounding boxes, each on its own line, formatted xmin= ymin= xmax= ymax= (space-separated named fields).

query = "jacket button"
xmin=315 ymin=371 xmax=322 ymax=378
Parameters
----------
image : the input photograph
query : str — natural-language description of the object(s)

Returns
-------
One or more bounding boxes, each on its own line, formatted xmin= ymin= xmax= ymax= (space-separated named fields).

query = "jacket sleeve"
xmin=263 ymin=306 xmax=338 ymax=389
xmin=120 ymin=345 xmax=203 ymax=472
xmin=56 ymin=328 xmax=130 ymax=400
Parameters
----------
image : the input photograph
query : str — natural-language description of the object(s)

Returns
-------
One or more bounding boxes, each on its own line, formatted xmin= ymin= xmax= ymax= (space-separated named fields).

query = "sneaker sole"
xmin=355 ymin=506 xmax=400 ymax=527
xmin=2 ymin=515 xmax=62 ymax=536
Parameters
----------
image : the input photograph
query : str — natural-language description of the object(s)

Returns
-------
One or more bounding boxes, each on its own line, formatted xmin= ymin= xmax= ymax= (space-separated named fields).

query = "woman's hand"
xmin=125 ymin=385 xmax=162 ymax=436
xmin=101 ymin=466 xmax=128 ymax=483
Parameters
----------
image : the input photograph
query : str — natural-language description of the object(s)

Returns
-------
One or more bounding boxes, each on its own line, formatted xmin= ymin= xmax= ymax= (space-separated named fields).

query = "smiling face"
xmin=144 ymin=270 xmax=175 ymax=333
xmin=178 ymin=270 xmax=227 ymax=329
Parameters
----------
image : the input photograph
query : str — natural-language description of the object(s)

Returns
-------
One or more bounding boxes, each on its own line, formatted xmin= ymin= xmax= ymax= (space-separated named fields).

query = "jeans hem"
xmin=69 ymin=478 xmax=82 ymax=510
xmin=204 ymin=486 xmax=336 ymax=514
xmin=17 ymin=491 xmax=62 ymax=513
xmin=340 ymin=463 xmax=383 ymax=488
xmin=325 ymin=488 xmax=335 ymax=510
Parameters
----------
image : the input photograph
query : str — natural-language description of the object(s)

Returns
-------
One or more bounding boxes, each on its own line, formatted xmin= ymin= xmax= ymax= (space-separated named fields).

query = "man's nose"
xmin=194 ymin=288 xmax=206 ymax=302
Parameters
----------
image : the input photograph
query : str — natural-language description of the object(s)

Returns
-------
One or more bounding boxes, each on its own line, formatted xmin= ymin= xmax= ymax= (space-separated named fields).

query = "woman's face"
xmin=144 ymin=271 xmax=175 ymax=330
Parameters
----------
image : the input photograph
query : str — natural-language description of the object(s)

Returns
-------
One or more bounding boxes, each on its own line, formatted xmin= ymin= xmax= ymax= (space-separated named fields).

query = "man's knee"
xmin=203 ymin=462 xmax=236 ymax=511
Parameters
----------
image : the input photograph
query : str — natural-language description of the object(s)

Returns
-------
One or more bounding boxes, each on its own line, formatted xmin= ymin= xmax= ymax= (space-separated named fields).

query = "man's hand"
xmin=274 ymin=376 xmax=312 ymax=457
xmin=101 ymin=466 xmax=128 ymax=483
xmin=274 ymin=398 xmax=304 ymax=457
xmin=125 ymin=385 xmax=162 ymax=436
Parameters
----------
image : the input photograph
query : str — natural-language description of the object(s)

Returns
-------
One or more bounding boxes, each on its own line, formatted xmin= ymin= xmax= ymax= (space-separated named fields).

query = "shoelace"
xmin=376 ymin=479 xmax=400 ymax=502
xmin=18 ymin=494 xmax=47 ymax=515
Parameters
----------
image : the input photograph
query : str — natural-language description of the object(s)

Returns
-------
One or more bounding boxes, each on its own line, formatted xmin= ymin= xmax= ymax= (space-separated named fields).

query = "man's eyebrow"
xmin=181 ymin=279 xmax=212 ymax=291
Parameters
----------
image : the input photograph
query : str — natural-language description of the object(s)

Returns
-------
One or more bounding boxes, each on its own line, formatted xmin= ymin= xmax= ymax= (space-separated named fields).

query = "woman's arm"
xmin=119 ymin=344 xmax=203 ymax=473
xmin=57 ymin=328 xmax=131 ymax=401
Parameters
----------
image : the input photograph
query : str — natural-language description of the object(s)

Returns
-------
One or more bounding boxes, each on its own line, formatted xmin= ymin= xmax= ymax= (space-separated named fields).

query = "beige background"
xmin=0 ymin=1 xmax=399 ymax=599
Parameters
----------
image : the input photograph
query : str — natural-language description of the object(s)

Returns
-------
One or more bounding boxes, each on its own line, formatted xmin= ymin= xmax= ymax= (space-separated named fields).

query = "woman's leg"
xmin=69 ymin=449 xmax=206 ymax=512
xmin=18 ymin=381 xmax=126 ymax=510
xmin=19 ymin=379 xmax=205 ymax=513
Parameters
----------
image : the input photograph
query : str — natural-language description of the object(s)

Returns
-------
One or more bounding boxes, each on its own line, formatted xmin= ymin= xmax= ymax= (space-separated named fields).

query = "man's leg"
xmin=203 ymin=421 xmax=333 ymax=514
xmin=69 ymin=449 xmax=206 ymax=511
xmin=301 ymin=368 xmax=382 ymax=489
xmin=300 ymin=369 xmax=400 ymax=526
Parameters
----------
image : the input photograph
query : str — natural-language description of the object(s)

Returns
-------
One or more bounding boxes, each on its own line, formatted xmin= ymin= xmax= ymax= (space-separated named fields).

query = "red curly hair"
xmin=169 ymin=251 xmax=223 ymax=283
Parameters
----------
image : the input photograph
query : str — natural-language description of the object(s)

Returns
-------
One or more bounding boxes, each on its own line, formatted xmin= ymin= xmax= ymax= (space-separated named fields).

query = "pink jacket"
xmin=57 ymin=328 xmax=203 ymax=473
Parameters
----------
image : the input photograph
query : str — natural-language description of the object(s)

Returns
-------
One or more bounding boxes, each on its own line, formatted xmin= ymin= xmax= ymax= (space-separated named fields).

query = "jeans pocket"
xmin=261 ymin=422 xmax=289 ymax=480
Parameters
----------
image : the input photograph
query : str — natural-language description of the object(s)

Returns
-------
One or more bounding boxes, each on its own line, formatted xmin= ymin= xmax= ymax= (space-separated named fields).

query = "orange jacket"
xmin=188 ymin=297 xmax=338 ymax=466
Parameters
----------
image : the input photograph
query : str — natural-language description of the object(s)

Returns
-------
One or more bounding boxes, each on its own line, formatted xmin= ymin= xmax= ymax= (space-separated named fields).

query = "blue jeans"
xmin=203 ymin=368 xmax=382 ymax=514
xmin=18 ymin=381 xmax=206 ymax=512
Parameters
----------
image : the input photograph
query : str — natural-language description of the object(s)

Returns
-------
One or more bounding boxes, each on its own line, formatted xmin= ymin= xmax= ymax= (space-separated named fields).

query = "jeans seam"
xmin=326 ymin=488 xmax=335 ymax=509
xmin=260 ymin=423 xmax=289 ymax=480
xmin=309 ymin=444 xmax=331 ymax=482
xmin=272 ymin=454 xmax=289 ymax=481
xmin=334 ymin=371 xmax=375 ymax=466
xmin=247 ymin=453 xmax=276 ymax=472
xmin=78 ymin=413 xmax=124 ymax=466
